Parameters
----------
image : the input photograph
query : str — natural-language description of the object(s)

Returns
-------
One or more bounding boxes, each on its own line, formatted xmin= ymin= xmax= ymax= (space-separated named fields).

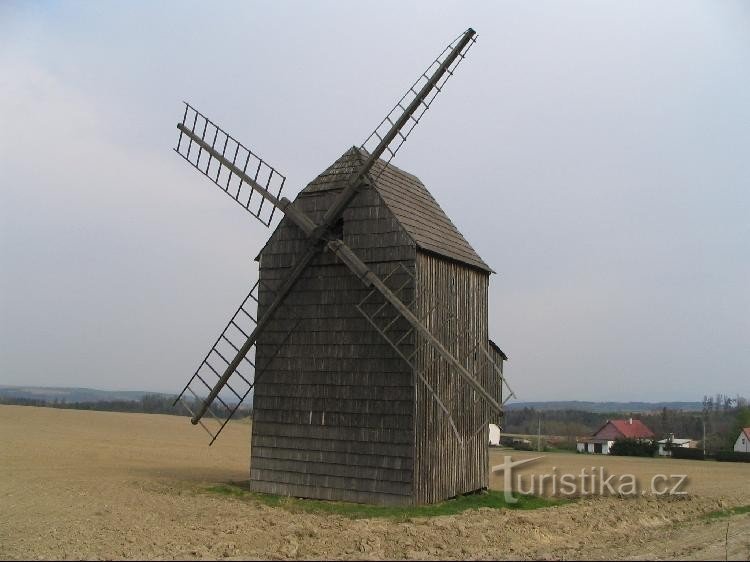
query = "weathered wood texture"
xmin=413 ymin=251 xmax=491 ymax=504
xmin=249 ymin=147 xmax=493 ymax=505
xmin=249 ymin=150 xmax=417 ymax=505
xmin=367 ymin=158 xmax=493 ymax=273
xmin=487 ymin=340 xmax=506 ymax=426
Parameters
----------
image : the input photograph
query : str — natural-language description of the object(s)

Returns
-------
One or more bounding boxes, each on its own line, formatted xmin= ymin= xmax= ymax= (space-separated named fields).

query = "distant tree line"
xmin=0 ymin=394 xmax=252 ymax=419
xmin=504 ymin=393 xmax=749 ymax=453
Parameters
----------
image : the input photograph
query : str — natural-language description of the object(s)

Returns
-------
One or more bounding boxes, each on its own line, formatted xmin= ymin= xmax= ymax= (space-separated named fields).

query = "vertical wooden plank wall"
xmin=414 ymin=252 xmax=490 ymax=504
xmin=488 ymin=345 xmax=505 ymax=427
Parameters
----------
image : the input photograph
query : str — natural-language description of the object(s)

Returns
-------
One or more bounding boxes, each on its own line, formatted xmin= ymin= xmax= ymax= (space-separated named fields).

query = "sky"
xmin=1 ymin=1 xmax=748 ymax=402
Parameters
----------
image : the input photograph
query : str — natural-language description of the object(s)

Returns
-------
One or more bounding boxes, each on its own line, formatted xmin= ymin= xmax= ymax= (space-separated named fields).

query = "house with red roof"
xmin=577 ymin=418 xmax=655 ymax=454
xmin=734 ymin=427 xmax=750 ymax=453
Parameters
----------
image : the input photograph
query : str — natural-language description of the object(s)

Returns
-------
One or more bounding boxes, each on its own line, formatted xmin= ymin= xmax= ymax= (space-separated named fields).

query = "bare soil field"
xmin=1 ymin=405 xmax=749 ymax=560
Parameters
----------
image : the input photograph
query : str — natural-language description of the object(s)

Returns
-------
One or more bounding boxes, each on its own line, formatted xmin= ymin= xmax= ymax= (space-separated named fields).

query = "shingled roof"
xmin=297 ymin=147 xmax=493 ymax=273
xmin=592 ymin=419 xmax=655 ymax=440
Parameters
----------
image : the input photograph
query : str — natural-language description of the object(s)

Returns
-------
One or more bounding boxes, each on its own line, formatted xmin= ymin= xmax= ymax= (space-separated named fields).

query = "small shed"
xmin=249 ymin=147 xmax=499 ymax=505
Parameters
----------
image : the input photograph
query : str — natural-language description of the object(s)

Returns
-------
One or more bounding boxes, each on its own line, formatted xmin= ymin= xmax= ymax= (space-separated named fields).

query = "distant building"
xmin=734 ymin=427 xmax=750 ymax=453
xmin=577 ymin=418 xmax=655 ymax=454
xmin=656 ymin=436 xmax=698 ymax=456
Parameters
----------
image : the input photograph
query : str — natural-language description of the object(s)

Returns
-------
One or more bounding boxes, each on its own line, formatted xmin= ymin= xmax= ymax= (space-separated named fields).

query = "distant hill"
xmin=0 ymin=385 xmax=172 ymax=403
xmin=0 ymin=387 xmax=702 ymax=413
xmin=504 ymin=400 xmax=703 ymax=413
xmin=0 ymin=385 xmax=253 ymax=418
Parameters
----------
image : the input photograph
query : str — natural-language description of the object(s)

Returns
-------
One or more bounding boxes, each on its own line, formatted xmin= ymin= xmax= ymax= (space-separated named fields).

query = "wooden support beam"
xmin=327 ymin=239 xmax=502 ymax=416
xmin=177 ymin=123 xmax=316 ymax=236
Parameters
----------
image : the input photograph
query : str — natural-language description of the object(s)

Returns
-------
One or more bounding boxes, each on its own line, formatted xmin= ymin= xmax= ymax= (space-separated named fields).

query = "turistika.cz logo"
xmin=492 ymin=456 xmax=689 ymax=503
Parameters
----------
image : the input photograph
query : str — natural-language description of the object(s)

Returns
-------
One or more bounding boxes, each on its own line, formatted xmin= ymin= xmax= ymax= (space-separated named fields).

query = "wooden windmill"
xmin=172 ymin=28 xmax=515 ymax=505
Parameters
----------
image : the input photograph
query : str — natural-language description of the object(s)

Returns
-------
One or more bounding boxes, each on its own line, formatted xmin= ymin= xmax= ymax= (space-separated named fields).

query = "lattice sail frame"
xmin=360 ymin=29 xmax=478 ymax=183
xmin=175 ymin=103 xmax=286 ymax=227
xmin=174 ymin=279 xmax=301 ymax=444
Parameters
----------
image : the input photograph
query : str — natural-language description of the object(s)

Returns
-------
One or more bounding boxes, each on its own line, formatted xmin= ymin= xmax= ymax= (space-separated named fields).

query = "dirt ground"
xmin=1 ymin=405 xmax=749 ymax=560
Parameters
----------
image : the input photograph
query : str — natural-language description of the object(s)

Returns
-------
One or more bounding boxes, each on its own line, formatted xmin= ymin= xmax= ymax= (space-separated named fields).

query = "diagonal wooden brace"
xmin=326 ymin=239 xmax=502 ymax=416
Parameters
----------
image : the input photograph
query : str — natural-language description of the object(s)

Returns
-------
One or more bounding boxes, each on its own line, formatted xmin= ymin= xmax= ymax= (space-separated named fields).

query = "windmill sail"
xmin=174 ymin=279 xmax=301 ymax=444
xmin=317 ymin=28 xmax=478 ymax=230
xmin=360 ymin=28 xmax=477 ymax=182
xmin=175 ymin=103 xmax=286 ymax=227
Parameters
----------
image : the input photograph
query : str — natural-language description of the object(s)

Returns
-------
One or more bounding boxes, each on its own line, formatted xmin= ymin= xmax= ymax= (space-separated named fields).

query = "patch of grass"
xmin=702 ymin=504 xmax=750 ymax=521
xmin=204 ymin=483 xmax=566 ymax=520
xmin=206 ymin=484 xmax=248 ymax=498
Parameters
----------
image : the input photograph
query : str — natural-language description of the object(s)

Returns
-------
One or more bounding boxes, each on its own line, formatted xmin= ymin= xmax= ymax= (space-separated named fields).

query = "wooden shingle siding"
xmin=250 ymin=469 xmax=412 ymax=495
xmin=413 ymin=251 xmax=490 ymax=504
xmin=253 ymin=372 xmax=410 ymax=386
xmin=251 ymin=441 xmax=412 ymax=464
xmin=252 ymin=446 xmax=413 ymax=469
xmin=257 ymin=357 xmax=408 ymax=374
xmin=249 ymin=150 xmax=417 ymax=504
xmin=251 ymin=459 xmax=411 ymax=483
xmin=248 ymin=480 xmax=412 ymax=506
xmin=253 ymin=409 xmax=413 ymax=429
xmin=252 ymin=421 xmax=412 ymax=444
xmin=254 ymin=395 xmax=412 ymax=415
xmin=254 ymin=383 xmax=413 ymax=400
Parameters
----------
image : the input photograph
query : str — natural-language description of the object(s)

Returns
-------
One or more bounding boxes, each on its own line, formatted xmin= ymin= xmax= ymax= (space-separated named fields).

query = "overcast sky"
xmin=1 ymin=1 xmax=748 ymax=402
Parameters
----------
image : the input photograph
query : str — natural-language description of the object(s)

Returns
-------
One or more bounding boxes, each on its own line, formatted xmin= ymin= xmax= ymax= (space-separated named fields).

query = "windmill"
xmin=172 ymin=28 xmax=515 ymax=505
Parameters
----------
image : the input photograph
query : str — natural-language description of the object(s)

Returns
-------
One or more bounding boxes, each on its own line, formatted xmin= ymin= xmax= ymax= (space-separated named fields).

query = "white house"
xmin=734 ymin=427 xmax=750 ymax=453
xmin=577 ymin=418 xmax=655 ymax=454
xmin=656 ymin=437 xmax=697 ymax=456
xmin=488 ymin=423 xmax=501 ymax=446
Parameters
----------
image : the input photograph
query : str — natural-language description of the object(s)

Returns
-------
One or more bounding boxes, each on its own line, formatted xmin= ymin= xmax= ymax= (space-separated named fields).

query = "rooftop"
xmin=592 ymin=418 xmax=655 ymax=440
xmin=297 ymin=147 xmax=493 ymax=273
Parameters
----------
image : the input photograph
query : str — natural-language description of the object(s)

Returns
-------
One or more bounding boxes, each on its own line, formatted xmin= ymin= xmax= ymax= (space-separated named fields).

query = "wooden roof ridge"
xmin=359 ymin=147 xmax=493 ymax=274
xmin=258 ymin=147 xmax=494 ymax=274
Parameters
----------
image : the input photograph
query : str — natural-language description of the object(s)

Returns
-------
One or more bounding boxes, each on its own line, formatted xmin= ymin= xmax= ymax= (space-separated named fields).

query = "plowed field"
xmin=1 ymin=406 xmax=748 ymax=560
